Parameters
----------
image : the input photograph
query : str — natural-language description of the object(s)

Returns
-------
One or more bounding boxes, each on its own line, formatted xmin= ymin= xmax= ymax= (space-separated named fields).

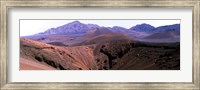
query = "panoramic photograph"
xmin=20 ymin=20 xmax=180 ymax=70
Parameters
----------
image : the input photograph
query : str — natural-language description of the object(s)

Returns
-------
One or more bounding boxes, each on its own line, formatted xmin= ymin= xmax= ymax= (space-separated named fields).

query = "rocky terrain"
xmin=20 ymin=38 xmax=180 ymax=70
xmin=95 ymin=40 xmax=180 ymax=70
xmin=20 ymin=38 xmax=97 ymax=70
xmin=20 ymin=21 xmax=180 ymax=70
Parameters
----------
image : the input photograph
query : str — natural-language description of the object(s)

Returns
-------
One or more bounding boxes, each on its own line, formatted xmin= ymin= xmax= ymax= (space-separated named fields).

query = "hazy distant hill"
xmin=129 ymin=23 xmax=180 ymax=33
xmin=80 ymin=27 xmax=130 ymax=45
xmin=145 ymin=31 xmax=180 ymax=39
xmin=38 ymin=21 xmax=100 ymax=35
xmin=129 ymin=23 xmax=155 ymax=32
xmin=152 ymin=24 xmax=180 ymax=32
xmin=83 ymin=27 xmax=115 ymax=38
xmin=111 ymin=26 xmax=128 ymax=31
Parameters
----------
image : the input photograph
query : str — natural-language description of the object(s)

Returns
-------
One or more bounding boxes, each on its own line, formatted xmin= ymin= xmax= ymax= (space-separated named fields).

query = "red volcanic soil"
xmin=82 ymin=27 xmax=115 ymax=38
xmin=81 ymin=34 xmax=129 ymax=45
xmin=20 ymin=34 xmax=180 ymax=70
xmin=78 ymin=28 xmax=131 ymax=45
xmin=20 ymin=38 xmax=97 ymax=70
xmin=20 ymin=58 xmax=56 ymax=70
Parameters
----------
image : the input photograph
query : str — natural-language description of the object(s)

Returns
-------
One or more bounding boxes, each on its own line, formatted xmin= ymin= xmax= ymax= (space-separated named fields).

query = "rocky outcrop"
xmin=94 ymin=40 xmax=180 ymax=70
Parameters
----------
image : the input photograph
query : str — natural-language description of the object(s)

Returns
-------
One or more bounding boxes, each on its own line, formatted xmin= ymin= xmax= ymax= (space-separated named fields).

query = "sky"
xmin=20 ymin=20 xmax=180 ymax=36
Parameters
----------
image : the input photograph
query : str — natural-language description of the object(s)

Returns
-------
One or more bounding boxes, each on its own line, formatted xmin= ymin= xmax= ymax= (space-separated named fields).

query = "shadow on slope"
xmin=93 ymin=40 xmax=180 ymax=70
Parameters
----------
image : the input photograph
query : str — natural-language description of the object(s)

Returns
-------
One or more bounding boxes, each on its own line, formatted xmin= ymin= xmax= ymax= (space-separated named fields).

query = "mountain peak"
xmin=66 ymin=20 xmax=82 ymax=26
xmin=135 ymin=23 xmax=155 ymax=28
xmin=130 ymin=23 xmax=155 ymax=32
xmin=42 ymin=20 xmax=90 ymax=35
xmin=94 ymin=27 xmax=114 ymax=35
xmin=70 ymin=20 xmax=81 ymax=24
xmin=140 ymin=23 xmax=151 ymax=25
xmin=112 ymin=26 xmax=127 ymax=30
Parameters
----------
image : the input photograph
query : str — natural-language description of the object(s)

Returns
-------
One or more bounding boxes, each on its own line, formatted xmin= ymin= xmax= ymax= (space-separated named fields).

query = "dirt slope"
xmin=79 ymin=28 xmax=131 ymax=45
xmin=20 ymin=38 xmax=97 ymax=70
xmin=20 ymin=58 xmax=57 ymax=70
xmin=20 ymin=38 xmax=180 ymax=70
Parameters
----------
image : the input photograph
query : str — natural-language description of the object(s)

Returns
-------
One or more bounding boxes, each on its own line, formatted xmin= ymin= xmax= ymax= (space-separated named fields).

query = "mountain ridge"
xmin=35 ymin=21 xmax=180 ymax=35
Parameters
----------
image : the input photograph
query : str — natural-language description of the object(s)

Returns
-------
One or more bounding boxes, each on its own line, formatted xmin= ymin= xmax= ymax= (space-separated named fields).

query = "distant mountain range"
xmin=37 ymin=21 xmax=180 ymax=35
xmin=39 ymin=21 xmax=100 ymax=35
xmin=151 ymin=24 xmax=180 ymax=32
